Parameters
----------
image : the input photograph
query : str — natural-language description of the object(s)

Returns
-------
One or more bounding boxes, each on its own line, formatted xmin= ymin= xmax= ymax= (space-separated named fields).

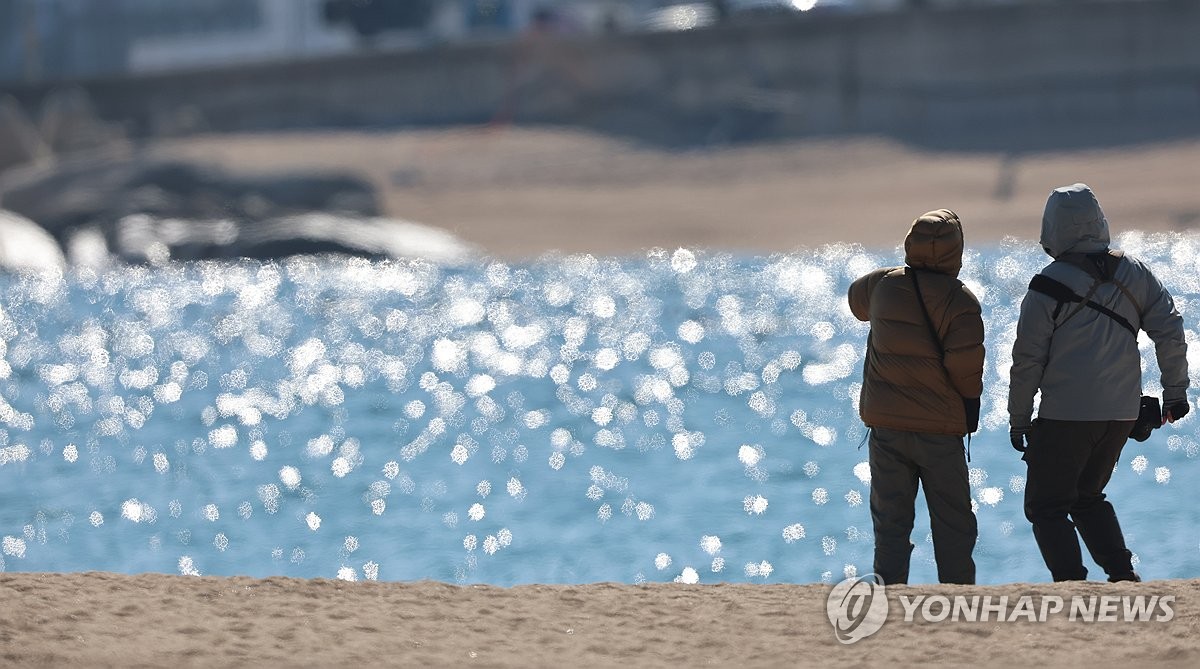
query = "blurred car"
xmin=640 ymin=0 xmax=863 ymax=32
xmin=641 ymin=1 xmax=720 ymax=31
xmin=724 ymin=0 xmax=862 ymax=18
xmin=727 ymin=0 xmax=810 ymax=16
xmin=322 ymin=0 xmax=437 ymax=39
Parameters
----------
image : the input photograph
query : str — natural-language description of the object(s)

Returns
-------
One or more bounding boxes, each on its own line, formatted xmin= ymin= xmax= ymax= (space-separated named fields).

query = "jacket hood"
xmin=1040 ymin=183 xmax=1110 ymax=258
xmin=904 ymin=209 xmax=963 ymax=277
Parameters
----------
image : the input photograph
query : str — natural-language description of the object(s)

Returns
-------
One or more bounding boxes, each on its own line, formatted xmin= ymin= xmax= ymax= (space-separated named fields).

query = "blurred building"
xmin=0 ymin=0 xmax=1059 ymax=85
xmin=0 ymin=0 xmax=1193 ymax=163
xmin=0 ymin=2 xmax=1185 ymax=90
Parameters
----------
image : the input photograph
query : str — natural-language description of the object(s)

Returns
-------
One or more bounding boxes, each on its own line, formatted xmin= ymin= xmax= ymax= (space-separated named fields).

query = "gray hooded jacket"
xmin=1008 ymin=184 xmax=1189 ymax=427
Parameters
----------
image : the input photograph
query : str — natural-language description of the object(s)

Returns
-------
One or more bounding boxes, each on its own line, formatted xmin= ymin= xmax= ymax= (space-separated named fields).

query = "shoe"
xmin=1108 ymin=572 xmax=1141 ymax=583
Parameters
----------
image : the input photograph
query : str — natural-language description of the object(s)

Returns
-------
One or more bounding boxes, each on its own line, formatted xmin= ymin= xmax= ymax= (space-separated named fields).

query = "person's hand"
xmin=1164 ymin=400 xmax=1191 ymax=424
xmin=1010 ymin=425 xmax=1031 ymax=453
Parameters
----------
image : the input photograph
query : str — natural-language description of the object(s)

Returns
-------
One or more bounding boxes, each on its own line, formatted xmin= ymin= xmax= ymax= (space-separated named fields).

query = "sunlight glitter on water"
xmin=0 ymin=234 xmax=1199 ymax=584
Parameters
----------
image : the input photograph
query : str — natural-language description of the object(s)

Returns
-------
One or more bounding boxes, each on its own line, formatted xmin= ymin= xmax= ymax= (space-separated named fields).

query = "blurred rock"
xmin=0 ymin=210 xmax=66 ymax=272
xmin=0 ymin=156 xmax=471 ymax=264
xmin=0 ymin=158 xmax=381 ymax=239
xmin=65 ymin=226 xmax=112 ymax=270
xmin=0 ymin=96 xmax=50 ymax=173
xmin=0 ymin=156 xmax=138 ymax=235
xmin=114 ymin=212 xmax=474 ymax=265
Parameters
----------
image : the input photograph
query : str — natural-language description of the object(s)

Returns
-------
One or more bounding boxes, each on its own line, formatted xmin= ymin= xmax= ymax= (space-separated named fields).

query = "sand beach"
xmin=155 ymin=128 xmax=1200 ymax=257
xmin=2 ymin=572 xmax=1198 ymax=667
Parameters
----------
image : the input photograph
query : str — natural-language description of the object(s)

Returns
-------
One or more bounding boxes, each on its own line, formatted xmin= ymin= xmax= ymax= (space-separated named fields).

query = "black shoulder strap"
xmin=909 ymin=268 xmax=976 ymax=453
xmin=1059 ymin=251 xmax=1119 ymax=282
xmin=1059 ymin=249 xmax=1144 ymax=317
xmin=1103 ymin=250 xmax=1144 ymax=316
xmin=1028 ymin=274 xmax=1138 ymax=336
xmin=908 ymin=268 xmax=946 ymax=364
xmin=1028 ymin=274 xmax=1080 ymax=304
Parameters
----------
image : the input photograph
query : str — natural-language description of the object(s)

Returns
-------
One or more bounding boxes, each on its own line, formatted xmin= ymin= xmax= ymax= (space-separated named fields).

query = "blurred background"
xmin=0 ymin=0 xmax=1198 ymax=263
xmin=0 ymin=0 xmax=968 ymax=81
xmin=2 ymin=1 xmax=1200 ymax=585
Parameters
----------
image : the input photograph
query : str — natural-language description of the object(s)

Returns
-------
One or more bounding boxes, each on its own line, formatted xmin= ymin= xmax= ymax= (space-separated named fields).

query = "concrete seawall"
xmin=3 ymin=0 xmax=1199 ymax=148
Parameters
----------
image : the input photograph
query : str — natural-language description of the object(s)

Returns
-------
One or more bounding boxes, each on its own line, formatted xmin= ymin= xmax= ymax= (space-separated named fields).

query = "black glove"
xmin=1010 ymin=425 xmax=1031 ymax=453
xmin=963 ymin=397 xmax=980 ymax=434
xmin=1164 ymin=399 xmax=1191 ymax=423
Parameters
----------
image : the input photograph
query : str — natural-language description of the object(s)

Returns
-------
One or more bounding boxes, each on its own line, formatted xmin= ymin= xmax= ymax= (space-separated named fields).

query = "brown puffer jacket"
xmin=848 ymin=209 xmax=985 ymax=435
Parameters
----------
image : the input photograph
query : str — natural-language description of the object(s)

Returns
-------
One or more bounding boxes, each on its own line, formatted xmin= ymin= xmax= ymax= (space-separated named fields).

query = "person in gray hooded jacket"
xmin=1009 ymin=183 xmax=1190 ymax=582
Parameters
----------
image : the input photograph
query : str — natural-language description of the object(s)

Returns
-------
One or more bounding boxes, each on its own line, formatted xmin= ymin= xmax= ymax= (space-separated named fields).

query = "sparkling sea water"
xmin=2 ymin=232 xmax=1200 ymax=585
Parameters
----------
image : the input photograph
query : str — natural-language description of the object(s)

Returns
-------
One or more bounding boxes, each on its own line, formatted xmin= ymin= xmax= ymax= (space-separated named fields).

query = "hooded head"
xmin=1040 ymin=183 xmax=1110 ymax=258
xmin=904 ymin=208 xmax=963 ymax=277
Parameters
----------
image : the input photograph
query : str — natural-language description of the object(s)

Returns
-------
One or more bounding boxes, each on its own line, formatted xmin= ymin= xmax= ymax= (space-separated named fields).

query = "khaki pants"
xmin=869 ymin=427 xmax=977 ymax=585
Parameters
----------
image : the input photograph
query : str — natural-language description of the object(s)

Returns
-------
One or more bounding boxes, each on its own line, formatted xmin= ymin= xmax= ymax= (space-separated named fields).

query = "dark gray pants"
xmin=869 ymin=427 xmax=977 ymax=585
xmin=1023 ymin=418 xmax=1137 ymax=582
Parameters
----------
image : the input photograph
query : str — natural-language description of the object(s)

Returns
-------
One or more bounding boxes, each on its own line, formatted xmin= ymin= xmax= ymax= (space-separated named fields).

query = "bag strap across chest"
xmin=1027 ymin=249 xmax=1141 ymax=336
xmin=908 ymin=267 xmax=948 ymax=364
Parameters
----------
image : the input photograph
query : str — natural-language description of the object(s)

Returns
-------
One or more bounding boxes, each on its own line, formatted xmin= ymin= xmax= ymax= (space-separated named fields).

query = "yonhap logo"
xmin=826 ymin=574 xmax=888 ymax=644
xmin=822 ymin=577 xmax=1174 ymax=644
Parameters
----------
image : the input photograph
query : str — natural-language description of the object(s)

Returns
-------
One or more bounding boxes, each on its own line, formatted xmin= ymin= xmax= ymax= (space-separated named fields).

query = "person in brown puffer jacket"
xmin=847 ymin=208 xmax=985 ymax=585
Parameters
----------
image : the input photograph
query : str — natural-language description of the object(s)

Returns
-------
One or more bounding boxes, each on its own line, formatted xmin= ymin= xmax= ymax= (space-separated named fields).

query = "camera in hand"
xmin=1129 ymin=395 xmax=1161 ymax=442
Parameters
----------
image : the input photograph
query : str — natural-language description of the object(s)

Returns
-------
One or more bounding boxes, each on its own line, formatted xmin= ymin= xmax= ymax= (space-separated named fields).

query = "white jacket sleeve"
xmin=1136 ymin=261 xmax=1189 ymax=404
xmin=1008 ymin=290 xmax=1056 ymax=428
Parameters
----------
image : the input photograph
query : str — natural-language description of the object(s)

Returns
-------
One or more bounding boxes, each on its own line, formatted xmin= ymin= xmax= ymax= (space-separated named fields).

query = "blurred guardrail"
xmin=1 ymin=0 xmax=1198 ymax=148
